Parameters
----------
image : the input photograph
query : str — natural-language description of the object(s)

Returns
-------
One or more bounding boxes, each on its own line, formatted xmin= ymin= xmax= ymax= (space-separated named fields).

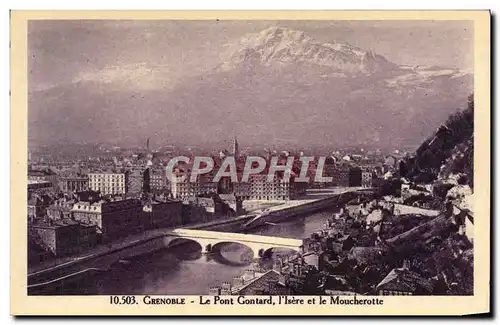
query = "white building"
xmin=88 ymin=172 xmax=128 ymax=195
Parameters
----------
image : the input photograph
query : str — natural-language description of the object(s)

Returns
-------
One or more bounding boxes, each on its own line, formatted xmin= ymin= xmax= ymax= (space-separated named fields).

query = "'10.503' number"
xmin=110 ymin=296 xmax=138 ymax=305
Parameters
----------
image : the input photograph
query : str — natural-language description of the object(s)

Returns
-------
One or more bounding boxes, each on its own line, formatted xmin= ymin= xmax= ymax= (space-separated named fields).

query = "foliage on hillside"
xmin=403 ymin=94 xmax=474 ymax=188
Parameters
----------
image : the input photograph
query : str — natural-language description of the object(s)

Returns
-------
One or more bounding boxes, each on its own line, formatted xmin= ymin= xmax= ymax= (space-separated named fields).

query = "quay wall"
xmin=28 ymin=189 xmax=367 ymax=293
xmin=27 ymin=217 xmax=255 ymax=292
xmin=243 ymin=190 xmax=361 ymax=229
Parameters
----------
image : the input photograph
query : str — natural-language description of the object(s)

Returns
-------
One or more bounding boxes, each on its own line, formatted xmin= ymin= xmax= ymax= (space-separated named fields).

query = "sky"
xmin=28 ymin=20 xmax=474 ymax=92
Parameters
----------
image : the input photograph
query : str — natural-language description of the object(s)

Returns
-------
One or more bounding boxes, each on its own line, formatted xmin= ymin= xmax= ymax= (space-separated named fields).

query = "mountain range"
xmin=28 ymin=26 xmax=473 ymax=149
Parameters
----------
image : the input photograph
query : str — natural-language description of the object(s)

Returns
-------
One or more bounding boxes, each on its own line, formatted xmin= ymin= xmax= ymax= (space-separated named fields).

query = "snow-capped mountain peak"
xmin=219 ymin=26 xmax=397 ymax=74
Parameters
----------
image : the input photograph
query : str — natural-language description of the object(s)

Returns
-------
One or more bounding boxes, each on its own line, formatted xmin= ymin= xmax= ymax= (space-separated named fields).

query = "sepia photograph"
xmin=11 ymin=10 xmax=490 ymax=316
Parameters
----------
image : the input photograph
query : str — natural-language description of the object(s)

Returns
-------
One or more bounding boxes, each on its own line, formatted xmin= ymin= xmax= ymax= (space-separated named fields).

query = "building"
xmin=392 ymin=203 xmax=440 ymax=217
xmin=325 ymin=163 xmax=350 ymax=187
xmin=182 ymin=195 xmax=225 ymax=224
xmin=361 ymin=171 xmax=372 ymax=188
xmin=348 ymin=167 xmax=362 ymax=187
xmin=208 ymin=286 xmax=221 ymax=295
xmin=233 ymin=181 xmax=252 ymax=199
xmin=347 ymin=247 xmax=385 ymax=265
xmin=220 ymin=282 xmax=232 ymax=295
xmin=29 ymin=219 xmax=97 ymax=256
xmin=88 ymin=172 xmax=128 ymax=196
xmin=73 ymin=190 xmax=101 ymax=203
xmin=169 ymin=154 xmax=305 ymax=201
xmin=232 ymin=270 xmax=287 ymax=295
xmin=59 ymin=175 xmax=89 ymax=193
xmin=28 ymin=168 xmax=58 ymax=187
xmin=46 ymin=197 xmax=75 ymax=220
xmin=127 ymin=168 xmax=150 ymax=197
xmin=171 ymin=173 xmax=218 ymax=200
xmin=242 ymin=174 xmax=298 ymax=201
xmin=384 ymin=155 xmax=399 ymax=170
xmin=216 ymin=175 xmax=234 ymax=194
xmin=142 ymin=199 xmax=183 ymax=229
xmin=219 ymin=194 xmax=244 ymax=216
xmin=28 ymin=179 xmax=53 ymax=193
xmin=28 ymin=193 xmax=54 ymax=220
xmin=46 ymin=206 xmax=72 ymax=220
xmin=150 ymin=169 xmax=166 ymax=191
xmin=71 ymin=198 xmax=142 ymax=242
xmin=376 ymin=262 xmax=433 ymax=296
xmin=303 ymin=252 xmax=321 ymax=269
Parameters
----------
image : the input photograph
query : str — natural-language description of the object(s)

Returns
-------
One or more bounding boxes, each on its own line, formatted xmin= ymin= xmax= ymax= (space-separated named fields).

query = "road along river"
xmin=39 ymin=207 xmax=340 ymax=295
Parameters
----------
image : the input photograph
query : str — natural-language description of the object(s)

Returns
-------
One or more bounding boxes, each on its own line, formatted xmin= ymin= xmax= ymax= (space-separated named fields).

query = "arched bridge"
xmin=164 ymin=228 xmax=304 ymax=258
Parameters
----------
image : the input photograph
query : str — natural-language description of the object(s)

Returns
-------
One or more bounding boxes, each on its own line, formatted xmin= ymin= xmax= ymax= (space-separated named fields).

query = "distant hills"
xmin=29 ymin=26 xmax=473 ymax=149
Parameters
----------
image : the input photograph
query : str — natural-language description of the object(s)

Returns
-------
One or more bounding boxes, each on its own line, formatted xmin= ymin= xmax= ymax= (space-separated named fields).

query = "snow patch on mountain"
xmin=385 ymin=67 xmax=468 ymax=88
xmin=218 ymin=26 xmax=398 ymax=74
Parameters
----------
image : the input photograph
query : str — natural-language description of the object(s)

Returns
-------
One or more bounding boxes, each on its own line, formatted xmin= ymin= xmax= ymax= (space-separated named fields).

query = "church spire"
xmin=145 ymin=137 xmax=153 ymax=167
xmin=233 ymin=137 xmax=239 ymax=158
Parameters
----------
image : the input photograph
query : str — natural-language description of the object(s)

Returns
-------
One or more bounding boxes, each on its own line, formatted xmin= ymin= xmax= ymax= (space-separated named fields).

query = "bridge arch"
xmin=260 ymin=246 xmax=302 ymax=259
xmin=210 ymin=241 xmax=254 ymax=265
xmin=164 ymin=237 xmax=203 ymax=252
xmin=163 ymin=229 xmax=304 ymax=259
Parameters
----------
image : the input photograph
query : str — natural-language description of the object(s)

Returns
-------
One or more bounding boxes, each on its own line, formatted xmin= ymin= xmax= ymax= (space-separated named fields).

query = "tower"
xmin=145 ymin=137 xmax=153 ymax=165
xmin=232 ymin=137 xmax=239 ymax=158
xmin=143 ymin=167 xmax=151 ymax=195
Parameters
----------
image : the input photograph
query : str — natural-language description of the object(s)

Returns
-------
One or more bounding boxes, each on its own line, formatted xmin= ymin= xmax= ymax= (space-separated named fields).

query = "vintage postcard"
xmin=11 ymin=10 xmax=490 ymax=316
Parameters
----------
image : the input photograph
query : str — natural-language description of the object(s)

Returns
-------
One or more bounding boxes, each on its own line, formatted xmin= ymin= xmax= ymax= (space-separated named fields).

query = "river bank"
xmin=28 ymin=188 xmax=368 ymax=294
xmin=30 ymin=206 xmax=346 ymax=295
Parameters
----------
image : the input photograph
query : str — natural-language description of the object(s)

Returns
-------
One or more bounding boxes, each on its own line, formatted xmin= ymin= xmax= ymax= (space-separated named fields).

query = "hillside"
xmin=402 ymin=94 xmax=474 ymax=188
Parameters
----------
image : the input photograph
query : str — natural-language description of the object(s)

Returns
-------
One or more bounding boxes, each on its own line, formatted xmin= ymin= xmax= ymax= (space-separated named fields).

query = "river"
xmin=54 ymin=207 xmax=339 ymax=295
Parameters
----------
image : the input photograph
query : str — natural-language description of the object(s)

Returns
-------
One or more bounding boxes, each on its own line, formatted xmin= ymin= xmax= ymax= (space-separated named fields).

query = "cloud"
xmin=72 ymin=62 xmax=178 ymax=90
